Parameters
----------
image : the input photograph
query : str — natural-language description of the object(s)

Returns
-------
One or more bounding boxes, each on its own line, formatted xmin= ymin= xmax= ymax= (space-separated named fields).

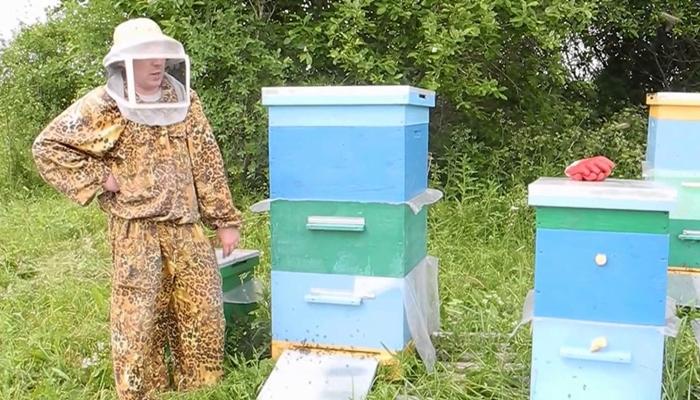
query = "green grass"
xmin=1 ymin=188 xmax=698 ymax=399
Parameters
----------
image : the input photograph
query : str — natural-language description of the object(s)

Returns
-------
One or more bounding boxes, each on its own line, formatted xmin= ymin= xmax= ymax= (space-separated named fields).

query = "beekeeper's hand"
xmin=217 ymin=227 xmax=240 ymax=257
xmin=103 ymin=172 xmax=120 ymax=192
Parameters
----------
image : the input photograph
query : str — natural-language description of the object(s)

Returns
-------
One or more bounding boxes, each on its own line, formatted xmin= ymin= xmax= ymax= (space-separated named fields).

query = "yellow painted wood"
xmin=271 ymin=340 xmax=414 ymax=381
xmin=647 ymin=93 xmax=700 ymax=120
xmin=668 ymin=266 xmax=700 ymax=275
xmin=270 ymin=340 xmax=411 ymax=380
xmin=271 ymin=340 xmax=400 ymax=363
xmin=649 ymin=105 xmax=700 ymax=121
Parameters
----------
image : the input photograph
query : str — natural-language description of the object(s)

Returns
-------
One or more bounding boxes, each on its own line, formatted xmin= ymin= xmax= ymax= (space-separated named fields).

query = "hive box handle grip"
xmin=304 ymin=290 xmax=367 ymax=306
xmin=306 ymin=216 xmax=365 ymax=232
xmin=679 ymin=230 xmax=700 ymax=241
xmin=559 ymin=347 xmax=632 ymax=364
xmin=681 ymin=182 xmax=700 ymax=189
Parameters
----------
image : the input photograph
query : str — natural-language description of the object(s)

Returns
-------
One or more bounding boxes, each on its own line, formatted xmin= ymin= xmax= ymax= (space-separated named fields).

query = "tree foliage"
xmin=1 ymin=0 xmax=698 ymax=198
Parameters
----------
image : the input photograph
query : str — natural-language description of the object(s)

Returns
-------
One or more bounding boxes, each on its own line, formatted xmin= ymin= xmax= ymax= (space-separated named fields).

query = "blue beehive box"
xmin=645 ymin=92 xmax=700 ymax=173
xmin=646 ymin=117 xmax=700 ymax=171
xmin=261 ymin=86 xmax=436 ymax=203
xmin=528 ymin=178 xmax=676 ymax=326
xmin=534 ymin=228 xmax=668 ymax=325
xmin=270 ymin=270 xmax=410 ymax=351
xmin=531 ymin=317 xmax=665 ymax=400
xmin=269 ymin=255 xmax=437 ymax=354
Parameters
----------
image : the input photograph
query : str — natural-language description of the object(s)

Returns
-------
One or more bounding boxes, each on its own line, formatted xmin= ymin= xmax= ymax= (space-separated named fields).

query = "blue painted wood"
xmin=271 ymin=270 xmax=412 ymax=351
xmin=645 ymin=117 xmax=658 ymax=167
xmin=261 ymin=85 xmax=436 ymax=107
xmin=269 ymin=125 xmax=429 ymax=202
xmin=405 ymin=125 xmax=429 ymax=199
xmin=528 ymin=178 xmax=677 ymax=212
xmin=646 ymin=117 xmax=700 ymax=171
xmin=531 ymin=317 xmax=664 ymax=400
xmin=534 ymin=229 xmax=668 ymax=325
xmin=268 ymin=105 xmax=430 ymax=127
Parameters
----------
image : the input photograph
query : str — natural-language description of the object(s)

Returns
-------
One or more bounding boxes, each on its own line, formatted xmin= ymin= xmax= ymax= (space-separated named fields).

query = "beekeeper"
xmin=32 ymin=17 xmax=241 ymax=399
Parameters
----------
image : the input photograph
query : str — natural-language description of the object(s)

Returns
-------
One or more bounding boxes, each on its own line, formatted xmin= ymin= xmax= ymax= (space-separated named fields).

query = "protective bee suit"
xmin=31 ymin=18 xmax=241 ymax=399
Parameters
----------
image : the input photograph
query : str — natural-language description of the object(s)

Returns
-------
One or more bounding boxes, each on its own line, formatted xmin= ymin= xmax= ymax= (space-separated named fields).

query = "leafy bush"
xmin=1 ymin=0 xmax=695 ymax=199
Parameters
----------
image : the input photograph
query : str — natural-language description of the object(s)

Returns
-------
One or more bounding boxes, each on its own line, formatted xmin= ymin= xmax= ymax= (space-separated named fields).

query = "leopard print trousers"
xmin=108 ymin=216 xmax=225 ymax=399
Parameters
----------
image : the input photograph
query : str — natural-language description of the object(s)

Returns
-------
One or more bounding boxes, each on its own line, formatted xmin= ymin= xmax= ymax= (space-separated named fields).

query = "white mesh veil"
xmin=102 ymin=19 xmax=191 ymax=126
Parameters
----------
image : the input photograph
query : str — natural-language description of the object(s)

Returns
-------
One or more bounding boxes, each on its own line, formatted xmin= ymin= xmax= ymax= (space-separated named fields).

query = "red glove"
xmin=565 ymin=156 xmax=616 ymax=181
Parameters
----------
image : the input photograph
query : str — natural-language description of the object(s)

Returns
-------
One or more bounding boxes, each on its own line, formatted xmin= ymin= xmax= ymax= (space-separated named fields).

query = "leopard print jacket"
xmin=32 ymin=82 xmax=242 ymax=231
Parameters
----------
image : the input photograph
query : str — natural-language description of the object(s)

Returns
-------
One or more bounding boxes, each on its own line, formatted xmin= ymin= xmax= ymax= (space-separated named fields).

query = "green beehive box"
xmin=644 ymin=175 xmax=700 ymax=269
xmin=652 ymin=176 xmax=700 ymax=221
xmin=270 ymin=200 xmax=428 ymax=277
xmin=216 ymin=249 xmax=261 ymax=325
xmin=668 ymin=219 xmax=700 ymax=268
xmin=218 ymin=249 xmax=259 ymax=292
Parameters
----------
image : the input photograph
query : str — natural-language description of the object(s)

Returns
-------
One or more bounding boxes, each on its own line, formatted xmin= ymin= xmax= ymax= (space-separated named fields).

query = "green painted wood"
xmin=669 ymin=218 xmax=700 ymax=269
xmin=651 ymin=176 xmax=700 ymax=220
xmin=270 ymin=200 xmax=428 ymax=277
xmin=223 ymin=302 xmax=257 ymax=326
xmin=220 ymin=258 xmax=257 ymax=294
xmin=535 ymin=207 xmax=669 ymax=234
xmin=218 ymin=257 xmax=259 ymax=326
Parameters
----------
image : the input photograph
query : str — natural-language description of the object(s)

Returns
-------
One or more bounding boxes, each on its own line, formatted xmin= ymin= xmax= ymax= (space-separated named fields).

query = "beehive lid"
xmin=261 ymin=85 xmax=435 ymax=107
xmin=528 ymin=177 xmax=677 ymax=212
xmin=256 ymin=349 xmax=378 ymax=400
xmin=647 ymin=92 xmax=700 ymax=106
xmin=216 ymin=248 xmax=260 ymax=268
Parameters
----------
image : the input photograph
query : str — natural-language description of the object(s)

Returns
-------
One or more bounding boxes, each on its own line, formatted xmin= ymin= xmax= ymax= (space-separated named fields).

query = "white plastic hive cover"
xmin=257 ymin=350 xmax=378 ymax=400
xmin=667 ymin=273 xmax=700 ymax=307
xmin=260 ymin=85 xmax=436 ymax=106
xmin=249 ymin=188 xmax=443 ymax=215
xmin=648 ymin=92 xmax=700 ymax=104
xmin=692 ymin=320 xmax=700 ymax=349
xmin=527 ymin=177 xmax=677 ymax=211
